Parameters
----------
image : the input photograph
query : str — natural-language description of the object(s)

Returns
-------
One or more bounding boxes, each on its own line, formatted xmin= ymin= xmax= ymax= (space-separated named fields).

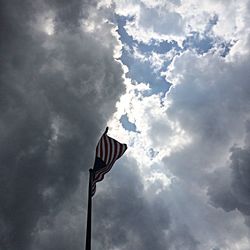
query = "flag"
xmin=91 ymin=127 xmax=127 ymax=196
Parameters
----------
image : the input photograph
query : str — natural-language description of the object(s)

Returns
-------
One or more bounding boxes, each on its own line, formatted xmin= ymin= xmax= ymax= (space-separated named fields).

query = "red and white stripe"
xmin=94 ymin=134 xmax=127 ymax=181
xmin=91 ymin=132 xmax=127 ymax=196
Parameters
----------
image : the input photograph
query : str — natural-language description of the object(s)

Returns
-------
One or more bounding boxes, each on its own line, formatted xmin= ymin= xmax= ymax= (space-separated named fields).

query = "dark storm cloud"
xmin=93 ymin=158 xmax=171 ymax=250
xmin=0 ymin=1 xmax=124 ymax=249
xmin=46 ymin=0 xmax=96 ymax=28
xmin=208 ymin=122 xmax=250 ymax=217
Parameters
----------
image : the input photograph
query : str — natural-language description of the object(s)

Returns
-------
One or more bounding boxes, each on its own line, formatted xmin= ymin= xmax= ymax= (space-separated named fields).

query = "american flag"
xmin=91 ymin=127 xmax=127 ymax=196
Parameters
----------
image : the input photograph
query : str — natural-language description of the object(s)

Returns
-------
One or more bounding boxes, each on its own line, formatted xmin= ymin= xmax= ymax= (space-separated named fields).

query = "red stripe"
xmin=94 ymin=162 xmax=113 ymax=182
xmin=113 ymin=139 xmax=118 ymax=163
xmin=94 ymin=164 xmax=110 ymax=181
xmin=106 ymin=136 xmax=111 ymax=164
xmin=103 ymin=136 xmax=106 ymax=160
xmin=106 ymin=137 xmax=110 ymax=165
xmin=91 ymin=183 xmax=96 ymax=196
xmin=115 ymin=142 xmax=120 ymax=161
xmin=94 ymin=172 xmax=105 ymax=182
xmin=94 ymin=153 xmax=117 ymax=181
xmin=92 ymin=134 xmax=127 ymax=196
xmin=118 ymin=143 xmax=123 ymax=158
xmin=108 ymin=138 xmax=115 ymax=165
xmin=121 ymin=144 xmax=127 ymax=157
xmin=94 ymin=137 xmax=118 ymax=180
xmin=94 ymin=142 xmax=127 ymax=181
xmin=104 ymin=135 xmax=109 ymax=163
xmin=94 ymin=159 xmax=114 ymax=181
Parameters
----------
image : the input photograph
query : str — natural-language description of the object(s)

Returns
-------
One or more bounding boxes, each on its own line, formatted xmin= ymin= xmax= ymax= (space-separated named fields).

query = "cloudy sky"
xmin=1 ymin=0 xmax=250 ymax=249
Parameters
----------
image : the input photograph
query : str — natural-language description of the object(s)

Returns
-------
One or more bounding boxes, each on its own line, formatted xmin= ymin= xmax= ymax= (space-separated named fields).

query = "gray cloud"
xmin=90 ymin=158 xmax=199 ymax=250
xmin=30 ymin=158 xmax=172 ymax=250
xmin=161 ymin=48 xmax=250 ymax=248
xmin=165 ymin=51 xmax=250 ymax=182
xmin=0 ymin=1 xmax=124 ymax=249
xmin=208 ymin=121 xmax=250 ymax=216
xmin=138 ymin=4 xmax=184 ymax=36
xmin=2 ymin=0 xmax=250 ymax=249
xmin=93 ymin=158 xmax=171 ymax=250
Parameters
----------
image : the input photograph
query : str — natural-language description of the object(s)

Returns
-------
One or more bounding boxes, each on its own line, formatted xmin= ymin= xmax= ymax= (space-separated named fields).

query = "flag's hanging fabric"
xmin=91 ymin=127 xmax=127 ymax=196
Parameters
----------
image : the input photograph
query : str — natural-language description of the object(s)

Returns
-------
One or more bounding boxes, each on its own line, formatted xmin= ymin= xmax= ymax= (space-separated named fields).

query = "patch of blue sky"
xmin=116 ymin=15 xmax=181 ymax=54
xmin=116 ymin=14 xmax=233 ymax=98
xmin=182 ymin=17 xmax=218 ymax=54
xmin=182 ymin=31 xmax=234 ymax=56
xmin=126 ymin=57 xmax=171 ymax=96
xmin=219 ymin=41 xmax=235 ymax=57
xmin=116 ymin=15 xmax=174 ymax=95
xmin=136 ymin=39 xmax=181 ymax=54
xmin=205 ymin=14 xmax=219 ymax=32
xmin=182 ymin=32 xmax=214 ymax=54
xmin=182 ymin=15 xmax=233 ymax=56
xmin=116 ymin=15 xmax=134 ymax=49
xmin=120 ymin=114 xmax=137 ymax=132
xmin=116 ymin=14 xmax=232 ymax=96
xmin=148 ymin=148 xmax=159 ymax=160
xmin=115 ymin=14 xmax=234 ymax=132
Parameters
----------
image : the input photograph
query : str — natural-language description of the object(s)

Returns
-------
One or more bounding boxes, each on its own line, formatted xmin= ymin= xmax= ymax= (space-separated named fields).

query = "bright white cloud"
xmin=106 ymin=0 xmax=250 ymax=249
xmin=111 ymin=0 xmax=250 ymax=51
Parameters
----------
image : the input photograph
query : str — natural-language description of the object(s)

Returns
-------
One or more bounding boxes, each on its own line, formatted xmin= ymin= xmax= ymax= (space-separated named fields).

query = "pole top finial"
xmin=104 ymin=127 xmax=108 ymax=134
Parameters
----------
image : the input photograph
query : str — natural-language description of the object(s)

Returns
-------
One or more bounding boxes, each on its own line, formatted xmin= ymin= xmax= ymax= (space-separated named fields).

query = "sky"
xmin=1 ymin=0 xmax=250 ymax=250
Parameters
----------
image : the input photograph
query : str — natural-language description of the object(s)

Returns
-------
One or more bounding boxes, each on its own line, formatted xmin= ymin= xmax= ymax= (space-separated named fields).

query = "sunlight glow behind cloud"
xmin=1 ymin=1 xmax=250 ymax=249
xmin=105 ymin=0 xmax=250 ymax=249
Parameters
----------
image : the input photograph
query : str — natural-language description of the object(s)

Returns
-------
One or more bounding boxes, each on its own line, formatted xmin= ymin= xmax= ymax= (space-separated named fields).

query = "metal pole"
xmin=85 ymin=169 xmax=93 ymax=250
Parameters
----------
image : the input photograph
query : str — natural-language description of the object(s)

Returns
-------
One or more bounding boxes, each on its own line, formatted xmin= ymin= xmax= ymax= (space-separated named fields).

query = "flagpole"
xmin=85 ymin=169 xmax=93 ymax=250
